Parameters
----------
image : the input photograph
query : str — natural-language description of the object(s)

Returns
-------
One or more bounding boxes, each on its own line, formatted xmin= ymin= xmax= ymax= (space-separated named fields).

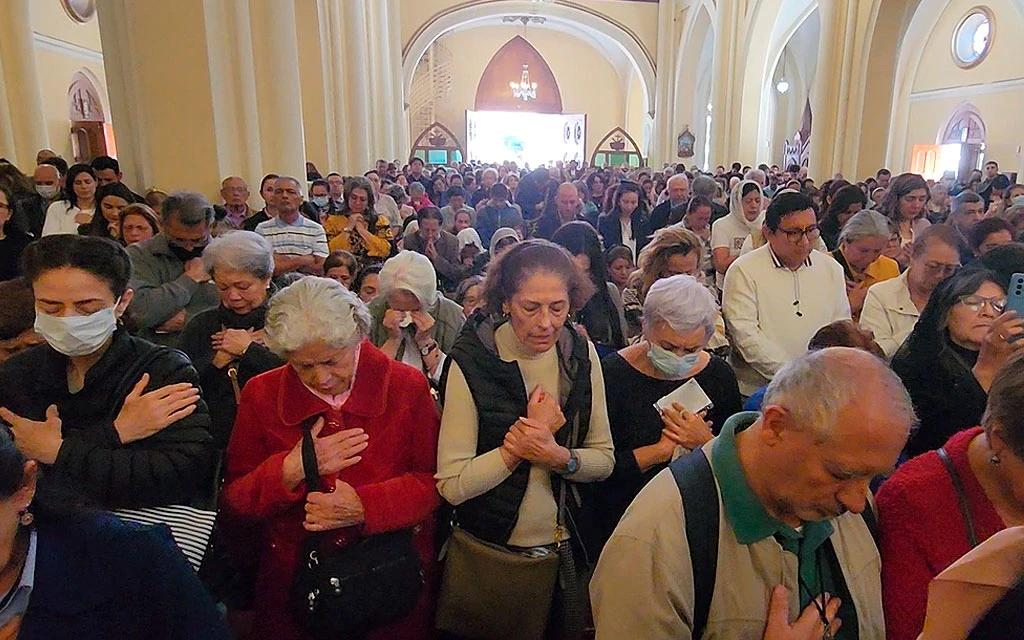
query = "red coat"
xmin=876 ymin=427 xmax=1005 ymax=640
xmin=221 ymin=339 xmax=441 ymax=640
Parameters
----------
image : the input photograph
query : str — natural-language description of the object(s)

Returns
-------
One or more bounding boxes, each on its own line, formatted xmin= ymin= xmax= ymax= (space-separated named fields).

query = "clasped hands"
xmin=500 ymin=385 xmax=570 ymax=471
xmin=282 ymin=418 xmax=369 ymax=532
xmin=210 ymin=328 xmax=265 ymax=369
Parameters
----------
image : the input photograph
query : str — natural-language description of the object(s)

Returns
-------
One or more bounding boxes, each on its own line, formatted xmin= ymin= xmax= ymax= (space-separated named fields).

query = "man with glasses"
xmin=127 ymin=191 xmax=219 ymax=347
xmin=723 ymin=192 xmax=850 ymax=395
xmin=212 ymin=176 xmax=253 ymax=236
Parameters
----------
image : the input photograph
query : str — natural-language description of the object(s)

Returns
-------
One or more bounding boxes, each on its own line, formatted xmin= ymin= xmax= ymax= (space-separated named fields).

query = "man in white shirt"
xmin=723 ymin=191 xmax=851 ymax=395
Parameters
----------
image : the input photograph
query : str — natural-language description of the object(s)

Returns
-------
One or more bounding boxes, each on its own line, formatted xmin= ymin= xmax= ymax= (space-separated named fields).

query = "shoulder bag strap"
xmin=936 ymin=447 xmax=978 ymax=548
xmin=300 ymin=416 xmax=324 ymax=494
xmin=669 ymin=449 xmax=720 ymax=639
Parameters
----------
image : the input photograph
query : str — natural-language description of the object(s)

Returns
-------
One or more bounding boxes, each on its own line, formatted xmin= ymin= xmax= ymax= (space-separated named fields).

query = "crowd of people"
xmin=0 ymin=148 xmax=1021 ymax=639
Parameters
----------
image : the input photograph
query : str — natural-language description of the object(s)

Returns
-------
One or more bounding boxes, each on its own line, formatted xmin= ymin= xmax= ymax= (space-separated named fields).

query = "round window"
xmin=952 ymin=7 xmax=994 ymax=68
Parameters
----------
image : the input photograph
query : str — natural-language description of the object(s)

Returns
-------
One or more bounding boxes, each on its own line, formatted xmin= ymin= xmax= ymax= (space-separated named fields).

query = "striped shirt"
xmin=255 ymin=214 xmax=328 ymax=257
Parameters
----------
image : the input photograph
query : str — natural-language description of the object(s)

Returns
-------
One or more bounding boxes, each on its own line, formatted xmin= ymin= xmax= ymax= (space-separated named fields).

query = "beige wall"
xmin=29 ymin=1 xmax=107 ymax=163
xmin=424 ymin=26 xmax=630 ymax=161
xmin=906 ymin=0 xmax=1024 ymax=176
xmin=912 ymin=0 xmax=1024 ymax=93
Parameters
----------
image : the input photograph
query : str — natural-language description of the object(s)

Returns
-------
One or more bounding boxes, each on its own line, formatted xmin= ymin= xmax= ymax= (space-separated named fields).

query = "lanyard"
xmin=797 ymin=545 xmax=835 ymax=640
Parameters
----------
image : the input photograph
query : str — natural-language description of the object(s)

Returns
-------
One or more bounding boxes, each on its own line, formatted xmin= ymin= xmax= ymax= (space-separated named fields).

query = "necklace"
xmin=797 ymin=546 xmax=834 ymax=640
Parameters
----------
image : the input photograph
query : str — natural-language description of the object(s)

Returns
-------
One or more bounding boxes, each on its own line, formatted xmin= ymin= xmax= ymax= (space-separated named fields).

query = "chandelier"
xmin=510 ymin=65 xmax=537 ymax=102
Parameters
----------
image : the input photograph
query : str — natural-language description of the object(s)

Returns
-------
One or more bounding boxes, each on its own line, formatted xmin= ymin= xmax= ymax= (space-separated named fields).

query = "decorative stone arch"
xmin=938 ymin=103 xmax=986 ymax=145
xmin=68 ymin=69 xmax=106 ymax=122
xmin=410 ymin=122 xmax=465 ymax=165
xmin=475 ymin=36 xmax=563 ymax=113
xmin=402 ymin=0 xmax=656 ymax=117
xmin=591 ymin=127 xmax=644 ymax=168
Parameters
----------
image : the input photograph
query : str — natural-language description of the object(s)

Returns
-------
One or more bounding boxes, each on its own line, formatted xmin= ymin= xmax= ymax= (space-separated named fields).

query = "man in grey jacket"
xmin=403 ymin=206 xmax=468 ymax=292
xmin=127 ymin=191 xmax=219 ymax=347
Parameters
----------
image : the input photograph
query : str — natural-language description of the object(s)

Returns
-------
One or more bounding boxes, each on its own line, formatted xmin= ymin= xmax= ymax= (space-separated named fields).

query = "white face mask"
xmin=36 ymin=184 xmax=58 ymax=199
xmin=312 ymin=196 xmax=329 ymax=208
xmin=34 ymin=306 xmax=118 ymax=357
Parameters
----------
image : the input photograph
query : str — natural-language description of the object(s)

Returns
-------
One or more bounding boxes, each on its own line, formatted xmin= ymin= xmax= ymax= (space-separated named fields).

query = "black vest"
xmin=441 ymin=312 xmax=593 ymax=546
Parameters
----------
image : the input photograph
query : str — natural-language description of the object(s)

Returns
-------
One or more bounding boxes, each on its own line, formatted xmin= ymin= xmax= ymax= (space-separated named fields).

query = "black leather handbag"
xmin=290 ymin=417 xmax=424 ymax=637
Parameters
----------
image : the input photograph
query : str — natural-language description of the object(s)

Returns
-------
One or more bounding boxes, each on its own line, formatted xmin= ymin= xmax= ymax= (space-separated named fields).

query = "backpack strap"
xmin=669 ymin=449 xmax=720 ymax=639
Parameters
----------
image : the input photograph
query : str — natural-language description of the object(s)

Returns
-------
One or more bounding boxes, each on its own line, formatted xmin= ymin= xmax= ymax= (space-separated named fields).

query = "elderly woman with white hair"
xmin=179 ymin=231 xmax=284 ymax=449
xmin=831 ymin=209 xmax=900 ymax=320
xmin=221 ymin=277 xmax=441 ymax=640
xmin=368 ymin=250 xmax=464 ymax=382
xmin=592 ymin=274 xmax=741 ymax=549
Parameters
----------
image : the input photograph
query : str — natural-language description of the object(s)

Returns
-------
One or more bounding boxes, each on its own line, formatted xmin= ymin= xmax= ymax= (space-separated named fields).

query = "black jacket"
xmin=0 ymin=329 xmax=215 ymax=508
xmin=597 ymin=210 xmax=652 ymax=255
xmin=892 ymin=304 xmax=988 ymax=458
xmin=19 ymin=512 xmax=229 ymax=639
xmin=177 ymin=305 xmax=283 ymax=449
xmin=440 ymin=313 xmax=593 ymax=549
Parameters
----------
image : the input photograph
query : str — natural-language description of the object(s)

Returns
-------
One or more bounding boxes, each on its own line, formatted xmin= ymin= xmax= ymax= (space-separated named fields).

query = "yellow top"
xmin=322 ymin=213 xmax=394 ymax=258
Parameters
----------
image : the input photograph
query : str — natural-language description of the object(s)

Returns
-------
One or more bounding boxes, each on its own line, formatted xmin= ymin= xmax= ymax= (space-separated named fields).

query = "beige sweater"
xmin=435 ymin=323 xmax=615 ymax=547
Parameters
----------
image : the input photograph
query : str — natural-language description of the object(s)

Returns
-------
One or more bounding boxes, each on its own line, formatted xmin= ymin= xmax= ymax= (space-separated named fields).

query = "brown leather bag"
xmin=435 ymin=527 xmax=559 ymax=640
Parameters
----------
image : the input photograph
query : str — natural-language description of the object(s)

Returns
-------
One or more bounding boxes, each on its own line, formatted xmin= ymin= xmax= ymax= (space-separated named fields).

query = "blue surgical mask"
xmin=648 ymin=343 xmax=701 ymax=378
xmin=1012 ymin=195 xmax=1024 ymax=208
xmin=312 ymin=196 xmax=329 ymax=208
xmin=34 ymin=306 xmax=118 ymax=357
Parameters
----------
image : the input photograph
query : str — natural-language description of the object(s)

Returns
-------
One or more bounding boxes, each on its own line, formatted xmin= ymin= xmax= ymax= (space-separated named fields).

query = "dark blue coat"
xmin=17 ymin=513 xmax=229 ymax=639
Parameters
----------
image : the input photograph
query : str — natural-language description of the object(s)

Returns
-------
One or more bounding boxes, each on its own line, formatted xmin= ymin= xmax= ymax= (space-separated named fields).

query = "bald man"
xmin=14 ymin=163 xmax=62 ymax=238
xmin=535 ymin=182 xmax=584 ymax=240
xmin=593 ymin=347 xmax=914 ymax=640
xmin=650 ymin=173 xmax=691 ymax=231
xmin=212 ymin=176 xmax=253 ymax=235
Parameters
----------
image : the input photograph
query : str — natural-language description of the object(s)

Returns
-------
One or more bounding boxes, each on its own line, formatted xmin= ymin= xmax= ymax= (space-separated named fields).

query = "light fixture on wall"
xmin=510 ymin=65 xmax=538 ymax=102
xmin=776 ymin=55 xmax=790 ymax=94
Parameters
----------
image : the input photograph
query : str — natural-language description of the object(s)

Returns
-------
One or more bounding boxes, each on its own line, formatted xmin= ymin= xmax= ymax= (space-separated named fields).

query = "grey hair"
xmin=744 ymin=169 xmax=767 ymax=186
xmin=201 ymin=230 xmax=274 ymax=280
xmin=483 ymin=167 xmax=499 ymax=179
xmin=667 ymin=173 xmax=689 ymax=188
xmin=838 ymin=209 xmax=892 ymax=244
xmin=763 ymin=347 xmax=917 ymax=442
xmin=691 ymin=174 xmax=717 ymax=199
xmin=952 ymin=190 xmax=983 ymax=216
xmin=162 ymin=190 xmax=214 ymax=226
xmin=264 ymin=277 xmax=371 ymax=356
xmin=641 ymin=274 xmax=716 ymax=341
xmin=408 ymin=182 xmax=425 ymax=196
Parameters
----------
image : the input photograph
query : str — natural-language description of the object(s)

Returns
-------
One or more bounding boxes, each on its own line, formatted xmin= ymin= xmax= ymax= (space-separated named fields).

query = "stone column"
xmin=809 ymin=0 xmax=875 ymax=180
xmin=709 ymin=1 xmax=743 ymax=167
xmin=248 ymin=0 xmax=307 ymax=182
xmin=0 ymin=0 xmax=50 ymax=168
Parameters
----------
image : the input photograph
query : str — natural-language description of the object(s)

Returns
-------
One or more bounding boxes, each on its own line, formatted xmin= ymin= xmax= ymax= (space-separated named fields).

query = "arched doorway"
xmin=474 ymin=36 xmax=562 ymax=113
xmin=68 ymin=69 xmax=115 ymax=163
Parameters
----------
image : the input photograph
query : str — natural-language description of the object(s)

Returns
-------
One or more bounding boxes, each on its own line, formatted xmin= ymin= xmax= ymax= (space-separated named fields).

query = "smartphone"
xmin=1007 ymin=273 xmax=1024 ymax=318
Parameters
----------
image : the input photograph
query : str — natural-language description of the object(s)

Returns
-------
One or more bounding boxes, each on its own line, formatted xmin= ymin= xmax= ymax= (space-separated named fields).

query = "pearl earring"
xmin=17 ymin=510 xmax=33 ymax=526
xmin=990 ymin=454 xmax=1002 ymax=466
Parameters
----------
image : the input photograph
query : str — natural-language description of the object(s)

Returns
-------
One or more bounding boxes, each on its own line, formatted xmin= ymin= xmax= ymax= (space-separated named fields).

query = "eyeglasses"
xmin=923 ymin=261 xmax=961 ymax=277
xmin=958 ymin=295 xmax=1007 ymax=314
xmin=776 ymin=225 xmax=820 ymax=243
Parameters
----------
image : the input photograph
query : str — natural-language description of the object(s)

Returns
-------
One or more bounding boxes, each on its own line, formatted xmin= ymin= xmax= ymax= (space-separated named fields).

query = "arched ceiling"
xmin=402 ymin=0 xmax=655 ymax=116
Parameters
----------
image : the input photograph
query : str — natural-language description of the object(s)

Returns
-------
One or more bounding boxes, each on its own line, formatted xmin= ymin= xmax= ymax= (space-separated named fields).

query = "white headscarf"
xmin=729 ymin=179 xmax=766 ymax=233
xmin=457 ymin=228 xmax=483 ymax=253
xmin=489 ymin=227 xmax=520 ymax=256
xmin=378 ymin=250 xmax=439 ymax=308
